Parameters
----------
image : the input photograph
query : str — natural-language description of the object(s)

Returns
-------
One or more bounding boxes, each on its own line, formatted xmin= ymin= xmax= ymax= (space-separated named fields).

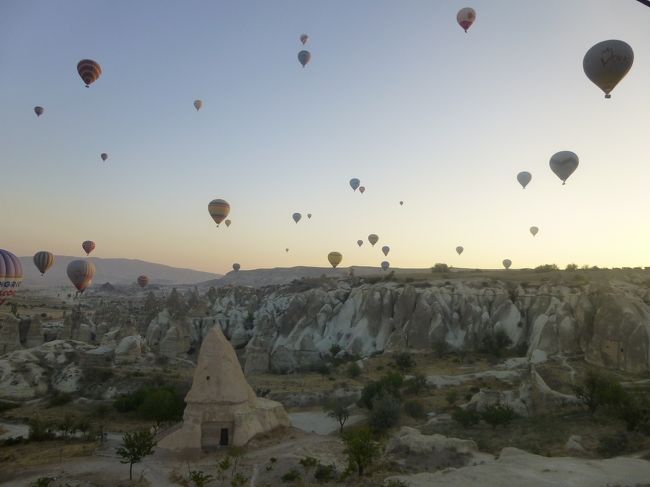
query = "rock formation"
xmin=158 ymin=325 xmax=289 ymax=454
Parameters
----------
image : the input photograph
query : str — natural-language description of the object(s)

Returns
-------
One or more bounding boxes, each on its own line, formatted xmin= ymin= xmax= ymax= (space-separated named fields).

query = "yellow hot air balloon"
xmin=328 ymin=251 xmax=342 ymax=268
xmin=208 ymin=199 xmax=230 ymax=226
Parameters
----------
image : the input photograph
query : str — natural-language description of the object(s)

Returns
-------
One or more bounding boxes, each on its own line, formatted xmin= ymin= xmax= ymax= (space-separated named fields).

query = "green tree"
xmin=481 ymin=403 xmax=517 ymax=429
xmin=346 ymin=362 xmax=362 ymax=378
xmin=573 ymin=369 xmax=625 ymax=415
xmin=343 ymin=427 xmax=380 ymax=477
xmin=394 ymin=352 xmax=414 ymax=372
xmin=452 ymin=407 xmax=480 ymax=428
xmin=58 ymin=413 xmax=77 ymax=440
xmin=299 ymin=456 xmax=319 ymax=476
xmin=431 ymin=263 xmax=449 ymax=273
xmin=116 ymin=429 xmax=157 ymax=480
xmin=137 ymin=387 xmax=184 ymax=425
xmin=325 ymin=398 xmax=351 ymax=434
xmin=369 ymin=394 xmax=401 ymax=433
xmin=359 ymin=372 xmax=403 ymax=409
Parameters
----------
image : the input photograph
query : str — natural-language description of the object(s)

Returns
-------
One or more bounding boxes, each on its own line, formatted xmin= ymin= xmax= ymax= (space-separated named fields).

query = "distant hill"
xmin=200 ymin=265 xmax=435 ymax=288
xmin=20 ymin=256 xmax=222 ymax=287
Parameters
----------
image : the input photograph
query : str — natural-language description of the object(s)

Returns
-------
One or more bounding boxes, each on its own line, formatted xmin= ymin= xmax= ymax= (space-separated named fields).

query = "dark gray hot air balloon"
xmin=502 ymin=259 xmax=512 ymax=270
xmin=517 ymin=171 xmax=532 ymax=189
xmin=292 ymin=212 xmax=302 ymax=223
xmin=34 ymin=106 xmax=44 ymax=117
xmin=380 ymin=261 xmax=390 ymax=271
xmin=381 ymin=245 xmax=390 ymax=256
xmin=232 ymin=263 xmax=241 ymax=272
xmin=549 ymin=151 xmax=579 ymax=185
xmin=456 ymin=246 xmax=464 ymax=255
xmin=298 ymin=50 xmax=311 ymax=68
xmin=368 ymin=234 xmax=379 ymax=246
xmin=583 ymin=40 xmax=633 ymax=99
xmin=530 ymin=226 xmax=539 ymax=237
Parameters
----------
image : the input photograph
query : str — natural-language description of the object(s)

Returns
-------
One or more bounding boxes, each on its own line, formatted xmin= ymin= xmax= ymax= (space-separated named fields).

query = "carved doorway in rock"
xmin=201 ymin=422 xmax=233 ymax=451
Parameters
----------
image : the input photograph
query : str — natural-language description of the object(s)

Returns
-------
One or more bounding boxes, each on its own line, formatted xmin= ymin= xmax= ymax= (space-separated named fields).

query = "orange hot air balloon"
xmin=82 ymin=240 xmax=95 ymax=256
xmin=208 ymin=199 xmax=230 ymax=226
xmin=77 ymin=59 xmax=102 ymax=87
xmin=67 ymin=260 xmax=96 ymax=293
xmin=137 ymin=275 xmax=149 ymax=288
xmin=328 ymin=252 xmax=342 ymax=268
xmin=33 ymin=251 xmax=55 ymax=275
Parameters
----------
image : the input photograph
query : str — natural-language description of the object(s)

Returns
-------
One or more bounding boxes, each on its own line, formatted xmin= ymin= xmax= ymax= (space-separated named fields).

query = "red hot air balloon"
xmin=0 ymin=249 xmax=23 ymax=306
xmin=137 ymin=275 xmax=149 ymax=288
xmin=77 ymin=59 xmax=102 ymax=87
xmin=456 ymin=7 xmax=476 ymax=33
xmin=82 ymin=241 xmax=95 ymax=256
xmin=67 ymin=260 xmax=96 ymax=293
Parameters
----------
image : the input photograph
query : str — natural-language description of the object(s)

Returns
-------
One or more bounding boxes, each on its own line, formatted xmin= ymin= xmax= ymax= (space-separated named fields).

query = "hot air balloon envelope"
xmin=82 ymin=241 xmax=95 ymax=256
xmin=456 ymin=246 xmax=464 ymax=255
xmin=328 ymin=252 xmax=343 ymax=268
xmin=517 ymin=171 xmax=532 ymax=189
xmin=77 ymin=59 xmax=102 ymax=87
xmin=357 ymin=240 xmax=363 ymax=247
xmin=381 ymin=261 xmax=390 ymax=271
xmin=67 ymin=260 xmax=96 ymax=293
xmin=137 ymin=275 xmax=149 ymax=288
xmin=549 ymin=151 xmax=579 ymax=185
xmin=232 ymin=263 xmax=241 ymax=272
xmin=530 ymin=226 xmax=539 ymax=236
xmin=583 ymin=40 xmax=633 ymax=98
xmin=503 ymin=259 xmax=512 ymax=270
xmin=349 ymin=178 xmax=360 ymax=191
xmin=33 ymin=251 xmax=55 ymax=275
xmin=225 ymin=219 xmax=232 ymax=227
xmin=194 ymin=99 xmax=203 ymax=111
xmin=298 ymin=50 xmax=311 ymax=67
xmin=0 ymin=249 xmax=23 ymax=305
xmin=359 ymin=186 xmax=365 ymax=194
xmin=300 ymin=34 xmax=309 ymax=45
xmin=457 ymin=7 xmax=476 ymax=32
xmin=34 ymin=106 xmax=44 ymax=117
xmin=292 ymin=213 xmax=302 ymax=223
xmin=368 ymin=234 xmax=379 ymax=246
xmin=100 ymin=153 xmax=108 ymax=162
xmin=208 ymin=199 xmax=231 ymax=226
xmin=381 ymin=246 xmax=390 ymax=256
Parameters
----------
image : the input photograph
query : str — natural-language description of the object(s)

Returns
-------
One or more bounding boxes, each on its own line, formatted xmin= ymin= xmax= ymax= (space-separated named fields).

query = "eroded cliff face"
xmin=141 ymin=278 xmax=650 ymax=375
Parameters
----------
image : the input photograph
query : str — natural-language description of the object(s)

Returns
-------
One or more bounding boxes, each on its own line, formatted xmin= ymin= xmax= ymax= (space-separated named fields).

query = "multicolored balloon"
xmin=349 ymin=178 xmax=360 ymax=191
xmin=380 ymin=261 xmax=390 ymax=271
xmin=457 ymin=7 xmax=476 ymax=33
xmin=232 ymin=263 xmax=241 ymax=272
xmin=300 ymin=34 xmax=309 ymax=45
xmin=292 ymin=212 xmax=302 ymax=223
xmin=517 ymin=171 xmax=532 ymax=189
xmin=137 ymin=275 xmax=149 ymax=288
xmin=194 ymin=99 xmax=203 ymax=111
xmin=33 ymin=251 xmax=55 ymax=275
xmin=77 ymin=59 xmax=102 ymax=87
xmin=82 ymin=240 xmax=95 ymax=256
xmin=368 ymin=234 xmax=379 ymax=246
xmin=456 ymin=246 xmax=464 ymax=255
xmin=328 ymin=251 xmax=342 ymax=268
xmin=298 ymin=50 xmax=311 ymax=68
xmin=381 ymin=245 xmax=390 ymax=256
xmin=34 ymin=106 xmax=44 ymax=117
xmin=549 ymin=151 xmax=579 ymax=185
xmin=208 ymin=199 xmax=231 ymax=226
xmin=503 ymin=259 xmax=512 ymax=270
xmin=0 ymin=249 xmax=23 ymax=306
xmin=583 ymin=40 xmax=633 ymax=99
xmin=67 ymin=259 xmax=96 ymax=293
xmin=530 ymin=226 xmax=539 ymax=237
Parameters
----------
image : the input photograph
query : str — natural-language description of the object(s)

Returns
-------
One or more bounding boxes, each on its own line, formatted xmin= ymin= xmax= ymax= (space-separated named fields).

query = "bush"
xmin=573 ymin=369 xmax=626 ymax=414
xmin=404 ymin=373 xmax=427 ymax=395
xmin=312 ymin=362 xmax=331 ymax=376
xmin=403 ymin=399 xmax=426 ymax=419
xmin=534 ymin=264 xmax=559 ymax=272
xmin=28 ymin=417 xmax=56 ymax=441
xmin=47 ymin=391 xmax=72 ymax=408
xmin=452 ymin=407 xmax=480 ymax=428
xmin=481 ymin=403 xmax=517 ymax=429
xmin=566 ymin=263 xmax=578 ymax=271
xmin=346 ymin=362 xmax=362 ymax=379
xmin=617 ymin=392 xmax=650 ymax=432
xmin=431 ymin=263 xmax=449 ymax=273
xmin=432 ymin=339 xmax=448 ymax=358
xmin=281 ymin=468 xmax=301 ymax=482
xmin=359 ymin=372 xmax=403 ymax=409
xmin=313 ymin=463 xmax=336 ymax=482
xmin=113 ymin=386 xmax=184 ymax=424
xmin=325 ymin=398 xmax=351 ymax=434
xmin=597 ymin=432 xmax=628 ymax=458
xmin=481 ymin=329 xmax=512 ymax=358
xmin=369 ymin=394 xmax=401 ymax=433
xmin=329 ymin=344 xmax=342 ymax=356
xmin=343 ymin=427 xmax=380 ymax=477
xmin=189 ymin=470 xmax=214 ymax=487
xmin=446 ymin=389 xmax=459 ymax=406
xmin=394 ymin=352 xmax=415 ymax=372
xmin=299 ymin=456 xmax=319 ymax=474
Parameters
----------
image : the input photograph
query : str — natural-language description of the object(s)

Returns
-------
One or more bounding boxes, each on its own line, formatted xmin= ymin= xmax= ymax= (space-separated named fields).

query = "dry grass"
xmin=0 ymin=439 xmax=97 ymax=476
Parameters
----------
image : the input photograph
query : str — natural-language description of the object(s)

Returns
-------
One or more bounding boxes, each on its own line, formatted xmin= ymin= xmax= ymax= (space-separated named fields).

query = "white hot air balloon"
xmin=530 ymin=226 xmax=539 ymax=237
xmin=549 ymin=151 xmax=579 ymax=185
xmin=583 ymin=40 xmax=633 ymax=99
xmin=517 ymin=171 xmax=532 ymax=189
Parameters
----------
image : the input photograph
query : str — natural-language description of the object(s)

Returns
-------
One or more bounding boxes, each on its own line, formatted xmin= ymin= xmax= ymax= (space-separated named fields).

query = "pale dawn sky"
xmin=1 ymin=0 xmax=649 ymax=274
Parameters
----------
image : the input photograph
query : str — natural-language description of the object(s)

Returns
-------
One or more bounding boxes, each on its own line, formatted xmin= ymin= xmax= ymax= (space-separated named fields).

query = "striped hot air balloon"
xmin=33 ymin=251 xmax=55 ymax=275
xmin=77 ymin=59 xmax=102 ymax=87
xmin=67 ymin=260 xmax=96 ymax=293
xmin=208 ymin=199 xmax=230 ymax=226
xmin=0 ymin=249 xmax=23 ymax=306
xmin=328 ymin=252 xmax=342 ymax=268
xmin=137 ymin=275 xmax=149 ymax=288
xmin=82 ymin=240 xmax=95 ymax=256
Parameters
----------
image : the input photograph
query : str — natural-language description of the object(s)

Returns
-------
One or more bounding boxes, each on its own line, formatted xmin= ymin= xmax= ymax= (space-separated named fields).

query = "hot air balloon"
xmin=583 ymin=40 xmax=634 ymax=99
xmin=208 ymin=199 xmax=230 ymax=226
xmin=357 ymin=240 xmax=363 ymax=247
xmin=457 ymin=7 xmax=476 ymax=33
xmin=34 ymin=106 xmax=44 ymax=117
xmin=368 ymin=234 xmax=379 ymax=246
xmin=307 ymin=213 xmax=312 ymax=219
xmin=456 ymin=246 xmax=464 ymax=255
xmin=517 ymin=171 xmax=532 ymax=189
xmin=300 ymin=34 xmax=309 ymax=45
xmin=349 ymin=178 xmax=360 ymax=191
xmin=530 ymin=226 xmax=539 ymax=237
xmin=381 ymin=261 xmax=390 ymax=271
xmin=298 ymin=50 xmax=311 ymax=67
xmin=549 ymin=151 xmax=579 ymax=185
xmin=232 ymin=263 xmax=241 ymax=272
xmin=77 ymin=59 xmax=102 ymax=87
xmin=137 ymin=275 xmax=149 ymax=288
xmin=382 ymin=245 xmax=390 ymax=256
xmin=285 ymin=248 xmax=289 ymax=253
xmin=292 ymin=212 xmax=302 ymax=223
xmin=225 ymin=219 xmax=232 ymax=227
xmin=82 ymin=240 xmax=95 ymax=256
xmin=33 ymin=251 xmax=55 ymax=276
xmin=0 ymin=249 xmax=23 ymax=306
xmin=359 ymin=186 xmax=365 ymax=194
xmin=100 ymin=153 xmax=108 ymax=162
xmin=503 ymin=259 xmax=512 ymax=270
xmin=194 ymin=99 xmax=203 ymax=111
xmin=67 ymin=260 xmax=95 ymax=293
xmin=328 ymin=251 xmax=342 ymax=268
xmin=399 ymin=201 xmax=404 ymax=206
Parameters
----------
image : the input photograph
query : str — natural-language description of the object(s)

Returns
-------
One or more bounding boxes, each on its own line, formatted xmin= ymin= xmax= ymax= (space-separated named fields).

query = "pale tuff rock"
xmin=114 ymin=335 xmax=144 ymax=364
xmin=565 ymin=435 xmax=585 ymax=453
xmin=158 ymin=325 xmax=289 ymax=453
xmin=384 ymin=447 xmax=650 ymax=487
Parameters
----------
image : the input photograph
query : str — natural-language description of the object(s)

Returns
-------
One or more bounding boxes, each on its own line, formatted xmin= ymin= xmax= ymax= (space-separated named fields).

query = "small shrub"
xmin=481 ymin=329 xmax=512 ymax=358
xmin=446 ymin=389 xmax=459 ymax=406
xmin=254 ymin=387 xmax=271 ymax=398
xmin=346 ymin=362 xmax=362 ymax=379
xmin=369 ymin=394 xmax=401 ymax=433
xmin=28 ymin=417 xmax=56 ymax=441
xmin=0 ymin=400 xmax=18 ymax=413
xmin=329 ymin=344 xmax=342 ymax=356
xmin=189 ymin=469 xmax=214 ymax=487
xmin=534 ymin=264 xmax=559 ymax=272
xmin=403 ymin=399 xmax=426 ymax=419
xmin=47 ymin=391 xmax=72 ymax=408
xmin=617 ymin=392 xmax=650 ymax=432
xmin=299 ymin=456 xmax=319 ymax=475
xmin=313 ymin=463 xmax=336 ymax=482
xmin=359 ymin=372 xmax=403 ymax=409
xmin=481 ymin=403 xmax=517 ymax=429
xmin=394 ymin=352 xmax=414 ymax=372
xmin=281 ymin=468 xmax=302 ymax=482
xmin=574 ymin=369 xmax=626 ymax=415
xmin=312 ymin=362 xmax=331 ymax=376
xmin=404 ymin=373 xmax=427 ymax=395
xmin=566 ymin=263 xmax=578 ymax=271
xmin=343 ymin=427 xmax=380 ymax=477
xmin=452 ymin=407 xmax=480 ymax=428
xmin=31 ymin=478 xmax=55 ymax=487
xmin=432 ymin=339 xmax=448 ymax=358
